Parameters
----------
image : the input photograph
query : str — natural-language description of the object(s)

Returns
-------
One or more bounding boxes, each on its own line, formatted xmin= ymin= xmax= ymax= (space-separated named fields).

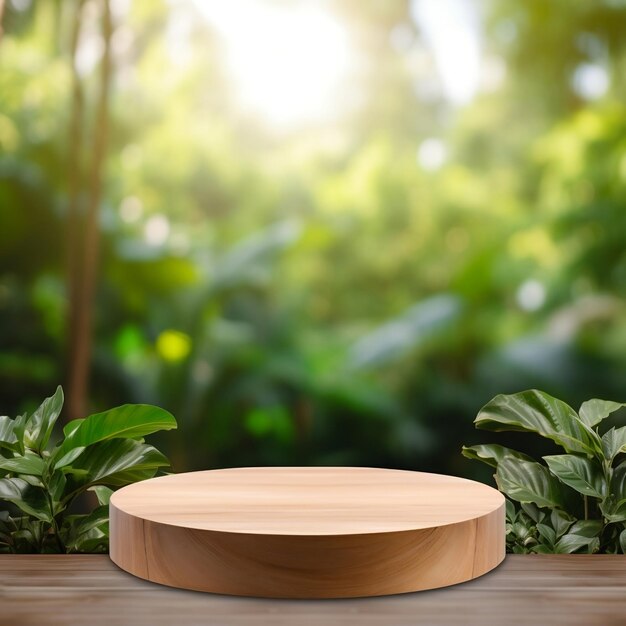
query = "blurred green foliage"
xmin=1 ymin=0 xmax=626 ymax=479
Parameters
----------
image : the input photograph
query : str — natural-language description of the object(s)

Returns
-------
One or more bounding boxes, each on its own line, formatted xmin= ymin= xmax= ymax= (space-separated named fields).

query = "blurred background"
xmin=1 ymin=0 xmax=626 ymax=480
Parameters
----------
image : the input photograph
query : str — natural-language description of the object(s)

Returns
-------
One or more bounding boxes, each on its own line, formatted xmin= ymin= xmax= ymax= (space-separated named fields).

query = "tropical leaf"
xmin=600 ymin=462 xmax=626 ymax=522
xmin=55 ymin=404 xmax=176 ymax=463
xmin=495 ymin=457 xmax=569 ymax=509
xmin=24 ymin=386 xmax=63 ymax=452
xmin=602 ymin=426 xmax=626 ymax=461
xmin=0 ymin=451 xmax=45 ymax=476
xmin=62 ymin=438 xmax=169 ymax=491
xmin=578 ymin=399 xmax=626 ymax=428
xmin=475 ymin=390 xmax=601 ymax=456
xmin=461 ymin=443 xmax=533 ymax=469
xmin=0 ymin=477 xmax=51 ymax=522
xmin=543 ymin=454 xmax=605 ymax=498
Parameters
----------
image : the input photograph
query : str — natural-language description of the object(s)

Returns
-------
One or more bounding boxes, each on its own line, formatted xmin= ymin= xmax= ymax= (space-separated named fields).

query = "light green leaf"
xmin=55 ymin=404 xmax=176 ymax=461
xmin=496 ymin=457 xmax=569 ymax=509
xmin=476 ymin=390 xmax=601 ymax=456
xmin=461 ymin=444 xmax=533 ymax=469
xmin=543 ymin=454 xmax=605 ymax=498
xmin=602 ymin=426 xmax=626 ymax=461
xmin=0 ymin=413 xmax=28 ymax=454
xmin=579 ymin=399 xmax=626 ymax=428
xmin=24 ymin=386 xmax=63 ymax=452
xmin=0 ymin=451 xmax=45 ymax=476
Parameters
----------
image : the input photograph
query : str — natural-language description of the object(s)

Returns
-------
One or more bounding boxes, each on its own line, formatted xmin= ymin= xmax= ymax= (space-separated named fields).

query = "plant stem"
xmin=584 ymin=495 xmax=589 ymax=521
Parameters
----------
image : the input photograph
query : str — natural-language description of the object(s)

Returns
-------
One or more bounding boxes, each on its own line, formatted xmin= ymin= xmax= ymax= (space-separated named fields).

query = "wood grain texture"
xmin=109 ymin=467 xmax=505 ymax=597
xmin=2 ymin=555 xmax=626 ymax=626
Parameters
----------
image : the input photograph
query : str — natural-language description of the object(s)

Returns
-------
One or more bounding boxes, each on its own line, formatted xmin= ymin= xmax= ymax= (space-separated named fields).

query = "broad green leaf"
xmin=475 ymin=390 xmax=601 ymax=456
xmin=569 ymin=520 xmax=603 ymax=538
xmin=536 ymin=523 xmax=556 ymax=546
xmin=63 ymin=438 xmax=169 ymax=494
xmin=56 ymin=404 xmax=176 ymax=460
xmin=550 ymin=509 xmax=574 ymax=539
xmin=0 ymin=477 xmax=51 ymax=522
xmin=89 ymin=486 xmax=113 ymax=506
xmin=601 ymin=462 xmax=626 ymax=522
xmin=579 ymin=399 xmax=626 ymax=428
xmin=62 ymin=420 xmax=82 ymax=438
xmin=461 ymin=444 xmax=533 ymax=469
xmin=543 ymin=454 xmax=605 ymax=498
xmin=554 ymin=533 xmax=599 ymax=554
xmin=53 ymin=447 xmax=85 ymax=470
xmin=24 ymin=386 xmax=63 ymax=452
xmin=0 ymin=451 xmax=45 ymax=476
xmin=0 ymin=413 xmax=28 ymax=454
xmin=0 ymin=416 xmax=18 ymax=450
xmin=520 ymin=502 xmax=544 ymax=523
xmin=602 ymin=426 xmax=626 ymax=461
xmin=496 ymin=457 xmax=569 ymax=509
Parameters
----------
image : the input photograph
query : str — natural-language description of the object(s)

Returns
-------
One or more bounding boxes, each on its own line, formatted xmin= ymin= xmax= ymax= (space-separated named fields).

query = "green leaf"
xmin=475 ymin=390 xmax=601 ymax=456
xmin=63 ymin=438 xmax=169 ymax=494
xmin=24 ymin=386 xmax=63 ymax=453
xmin=601 ymin=462 xmax=626 ymax=522
xmin=0 ymin=413 xmax=28 ymax=454
xmin=579 ymin=399 xmax=626 ymax=428
xmin=602 ymin=426 xmax=626 ymax=461
xmin=89 ymin=486 xmax=113 ymax=506
xmin=550 ymin=509 xmax=574 ymax=539
xmin=554 ymin=533 xmax=599 ymax=554
xmin=55 ymin=404 xmax=176 ymax=462
xmin=496 ymin=457 xmax=569 ymax=509
xmin=619 ymin=529 xmax=626 ymax=554
xmin=0 ymin=451 xmax=45 ymax=476
xmin=461 ymin=444 xmax=533 ymax=469
xmin=543 ymin=454 xmax=605 ymax=498
xmin=569 ymin=520 xmax=603 ymax=538
xmin=0 ymin=477 xmax=51 ymax=522
xmin=536 ymin=522 xmax=556 ymax=546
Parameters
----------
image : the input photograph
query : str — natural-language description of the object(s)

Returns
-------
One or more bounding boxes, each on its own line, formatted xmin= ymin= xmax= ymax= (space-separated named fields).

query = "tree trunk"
xmin=66 ymin=0 xmax=113 ymax=421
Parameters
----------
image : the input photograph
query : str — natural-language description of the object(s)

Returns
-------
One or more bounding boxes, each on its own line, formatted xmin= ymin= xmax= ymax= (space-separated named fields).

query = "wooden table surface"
xmin=1 ymin=554 xmax=625 ymax=625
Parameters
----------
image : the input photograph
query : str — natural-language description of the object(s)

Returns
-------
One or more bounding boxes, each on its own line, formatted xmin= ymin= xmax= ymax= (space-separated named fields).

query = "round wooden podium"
xmin=109 ymin=467 xmax=505 ymax=598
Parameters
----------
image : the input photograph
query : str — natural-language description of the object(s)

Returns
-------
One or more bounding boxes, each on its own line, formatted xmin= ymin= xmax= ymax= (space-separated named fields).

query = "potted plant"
xmin=463 ymin=389 xmax=626 ymax=554
xmin=0 ymin=386 xmax=176 ymax=553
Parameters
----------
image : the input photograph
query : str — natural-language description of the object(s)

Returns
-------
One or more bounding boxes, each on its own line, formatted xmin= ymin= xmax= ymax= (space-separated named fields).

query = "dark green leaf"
xmin=63 ymin=438 xmax=169 ymax=493
xmin=496 ymin=457 xmax=569 ymax=509
xmin=600 ymin=462 xmax=626 ymax=522
xmin=0 ymin=477 xmax=51 ymax=522
xmin=543 ymin=454 xmax=605 ymax=498
xmin=620 ymin=529 xmax=626 ymax=554
xmin=475 ymin=390 xmax=601 ymax=456
xmin=554 ymin=533 xmax=599 ymax=554
xmin=89 ymin=486 xmax=113 ymax=506
xmin=461 ymin=444 xmax=533 ymax=469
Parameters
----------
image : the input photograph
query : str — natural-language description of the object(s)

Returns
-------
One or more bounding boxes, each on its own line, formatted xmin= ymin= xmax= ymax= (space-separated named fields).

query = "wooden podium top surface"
xmin=110 ymin=466 xmax=504 ymax=536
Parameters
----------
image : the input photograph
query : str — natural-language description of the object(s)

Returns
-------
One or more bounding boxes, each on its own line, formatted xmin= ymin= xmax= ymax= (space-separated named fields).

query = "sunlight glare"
xmin=193 ymin=0 xmax=353 ymax=129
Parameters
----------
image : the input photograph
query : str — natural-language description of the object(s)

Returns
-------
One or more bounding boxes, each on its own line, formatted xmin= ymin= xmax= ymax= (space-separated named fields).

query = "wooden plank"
xmin=1 ymin=555 xmax=625 ymax=625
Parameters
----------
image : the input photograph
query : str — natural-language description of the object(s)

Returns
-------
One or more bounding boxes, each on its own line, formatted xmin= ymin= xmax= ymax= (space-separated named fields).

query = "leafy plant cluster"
xmin=0 ymin=387 xmax=176 ymax=553
xmin=463 ymin=390 xmax=626 ymax=554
